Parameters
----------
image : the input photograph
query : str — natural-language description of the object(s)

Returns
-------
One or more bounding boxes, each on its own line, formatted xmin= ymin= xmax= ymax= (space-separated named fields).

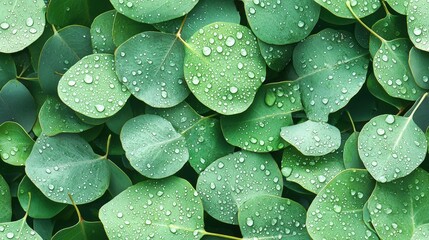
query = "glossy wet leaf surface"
xmin=197 ymin=151 xmax=283 ymax=224
xmin=315 ymin=0 xmax=380 ymax=19
xmin=258 ymin=40 xmax=294 ymax=72
xmin=184 ymin=22 xmax=266 ymax=115
xmin=52 ymin=221 xmax=107 ymax=240
xmin=407 ymin=0 xmax=429 ymax=52
xmin=0 ymin=53 xmax=16 ymax=88
xmin=99 ymin=177 xmax=204 ymax=240
xmin=0 ymin=122 xmax=34 ymax=166
xmin=0 ymin=174 xmax=11 ymax=222
xmin=0 ymin=218 xmax=42 ymax=240
xmin=112 ymin=12 xmax=155 ymax=46
xmin=385 ymin=0 xmax=408 ymax=15
xmin=409 ymin=47 xmax=429 ymax=89
xmin=90 ymin=10 xmax=116 ymax=54
xmin=369 ymin=14 xmax=408 ymax=57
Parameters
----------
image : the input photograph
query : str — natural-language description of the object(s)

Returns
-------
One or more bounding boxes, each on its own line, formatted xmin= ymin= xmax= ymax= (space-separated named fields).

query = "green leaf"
xmin=280 ymin=120 xmax=341 ymax=156
xmin=358 ymin=114 xmax=427 ymax=182
xmin=306 ymin=169 xmax=378 ymax=240
xmin=314 ymin=0 xmax=380 ymax=19
xmin=52 ymin=221 xmax=107 ymax=240
xmin=244 ymin=0 xmax=320 ymax=44
xmin=294 ymin=29 xmax=369 ymax=122
xmin=28 ymin=24 xmax=54 ymax=71
xmin=258 ymin=40 xmax=294 ymax=72
xmin=366 ymin=73 xmax=410 ymax=110
xmin=112 ymin=12 xmax=155 ymax=46
xmin=0 ymin=0 xmax=46 ymax=53
xmin=115 ymin=32 xmax=189 ymax=108
xmin=107 ymin=160 xmax=132 ymax=196
xmin=90 ymin=10 xmax=116 ymax=54
xmin=99 ymin=176 xmax=205 ymax=239
xmin=17 ymin=176 xmax=66 ymax=219
xmin=154 ymin=0 xmax=240 ymax=40
xmin=38 ymin=25 xmax=93 ymax=95
xmin=106 ymin=102 xmax=133 ymax=135
xmin=367 ymin=168 xmax=429 ymax=239
xmin=385 ymin=0 xmax=408 ymax=15
xmin=407 ymin=0 xmax=429 ymax=52
xmin=0 ymin=174 xmax=11 ymax=222
xmin=281 ymin=145 xmax=345 ymax=194
xmin=343 ymin=132 xmax=365 ymax=169
xmin=184 ymin=22 xmax=266 ymax=115
xmin=0 ymin=80 xmax=37 ymax=132
xmin=238 ymin=195 xmax=310 ymax=239
xmin=369 ymin=14 xmax=407 ymax=57
xmin=39 ymin=96 xmax=93 ymax=136
xmin=0 ymin=218 xmax=42 ymax=239
xmin=0 ymin=122 xmax=34 ymax=166
xmin=58 ymin=53 xmax=131 ymax=119
xmin=409 ymin=47 xmax=429 ymax=89
xmin=373 ymin=39 xmax=426 ymax=100
xmin=120 ymin=114 xmax=189 ymax=178
xmin=196 ymin=151 xmax=283 ymax=224
xmin=0 ymin=53 xmax=16 ymax=88
xmin=221 ymin=81 xmax=302 ymax=153
xmin=25 ymin=134 xmax=110 ymax=204
xmin=109 ymin=0 xmax=199 ymax=24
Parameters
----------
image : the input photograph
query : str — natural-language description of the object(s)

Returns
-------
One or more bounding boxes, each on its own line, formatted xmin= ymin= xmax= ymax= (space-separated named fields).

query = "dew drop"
xmin=95 ymin=104 xmax=105 ymax=112
xmin=225 ymin=36 xmax=235 ymax=47
xmin=0 ymin=22 xmax=10 ymax=30
xmin=26 ymin=17 xmax=34 ymax=27
xmin=84 ymin=74 xmax=93 ymax=84
xmin=202 ymin=47 xmax=211 ymax=56
xmin=413 ymin=27 xmax=422 ymax=36
xmin=385 ymin=115 xmax=395 ymax=124
xmin=229 ymin=86 xmax=238 ymax=94
xmin=246 ymin=217 xmax=254 ymax=226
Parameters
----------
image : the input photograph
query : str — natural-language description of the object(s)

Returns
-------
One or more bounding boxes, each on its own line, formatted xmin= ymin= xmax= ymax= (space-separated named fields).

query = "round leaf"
xmin=366 ymin=73 xmax=410 ymax=110
xmin=385 ymin=0 xmax=408 ymax=15
xmin=358 ymin=114 xmax=427 ymax=182
xmin=238 ymin=195 xmax=310 ymax=239
xmin=314 ymin=0 xmax=380 ymax=19
xmin=109 ymin=0 xmax=199 ymax=24
xmin=0 ymin=0 xmax=46 ymax=53
xmin=90 ymin=10 xmax=116 ymax=54
xmin=409 ymin=47 xmax=429 ymax=89
xmin=25 ymin=134 xmax=110 ymax=204
xmin=58 ymin=53 xmax=131 ymax=119
xmin=0 ymin=218 xmax=42 ymax=239
xmin=184 ymin=22 xmax=266 ymax=115
xmin=120 ymin=114 xmax=189 ymax=179
xmin=407 ymin=0 xmax=429 ymax=52
xmin=258 ymin=40 xmax=294 ymax=72
xmin=112 ymin=12 xmax=155 ymax=46
xmin=0 ymin=174 xmax=11 ymax=222
xmin=280 ymin=120 xmax=341 ymax=156
xmin=244 ymin=0 xmax=320 ymax=45
xmin=115 ymin=32 xmax=189 ymax=108
xmin=367 ymin=168 xmax=429 ymax=239
xmin=0 ymin=122 xmax=34 ymax=166
xmin=306 ymin=169 xmax=377 ymax=240
xmin=369 ymin=14 xmax=408 ymax=57
xmin=196 ymin=151 xmax=283 ymax=224
xmin=99 ymin=177 xmax=205 ymax=240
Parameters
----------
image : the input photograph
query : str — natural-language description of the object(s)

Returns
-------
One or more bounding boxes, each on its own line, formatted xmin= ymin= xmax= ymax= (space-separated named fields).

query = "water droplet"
xmin=297 ymin=21 xmax=305 ymax=28
xmin=376 ymin=128 xmax=385 ymax=136
xmin=95 ymin=104 xmax=105 ymax=112
xmin=281 ymin=167 xmax=293 ymax=177
xmin=0 ymin=22 xmax=10 ymax=30
xmin=229 ymin=86 xmax=238 ymax=94
xmin=318 ymin=175 xmax=326 ymax=183
xmin=26 ymin=17 xmax=34 ymax=27
xmin=246 ymin=217 xmax=254 ymax=226
xmin=126 ymin=2 xmax=133 ymax=7
xmin=249 ymin=7 xmax=256 ymax=14
xmin=192 ymin=76 xmax=200 ymax=85
xmin=84 ymin=74 xmax=93 ymax=84
xmin=6 ymin=232 xmax=14 ymax=239
xmin=202 ymin=47 xmax=211 ymax=56
xmin=117 ymin=212 xmax=123 ymax=218
xmin=1 ymin=153 xmax=10 ymax=160
xmin=385 ymin=115 xmax=395 ymax=124
xmin=333 ymin=205 xmax=342 ymax=213
xmin=413 ymin=27 xmax=422 ymax=36
xmin=68 ymin=80 xmax=76 ymax=86
xmin=225 ymin=36 xmax=235 ymax=47
xmin=382 ymin=55 xmax=388 ymax=62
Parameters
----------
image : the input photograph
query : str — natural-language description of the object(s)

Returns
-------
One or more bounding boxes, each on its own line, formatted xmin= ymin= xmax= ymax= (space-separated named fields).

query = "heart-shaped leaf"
xmin=120 ymin=114 xmax=189 ymax=179
xmin=184 ymin=22 xmax=266 ymax=115
xmin=407 ymin=0 xmax=429 ymax=52
xmin=25 ymin=134 xmax=110 ymax=204
xmin=196 ymin=151 xmax=283 ymax=224
xmin=99 ymin=177 xmax=205 ymax=240
xmin=0 ymin=122 xmax=34 ymax=166
xmin=0 ymin=174 xmax=11 ymax=222
xmin=58 ymin=53 xmax=131 ymax=119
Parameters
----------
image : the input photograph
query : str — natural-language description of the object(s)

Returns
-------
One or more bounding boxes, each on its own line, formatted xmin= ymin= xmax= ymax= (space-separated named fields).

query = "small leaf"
xmin=0 ymin=0 xmax=46 ymax=53
xmin=280 ymin=120 xmax=341 ymax=156
xmin=0 ymin=219 xmax=42 ymax=239
xmin=385 ymin=0 xmax=408 ymax=15
xmin=112 ymin=13 xmax=155 ymax=46
xmin=0 ymin=174 xmax=11 ymax=222
xmin=315 ymin=0 xmax=380 ymax=19
xmin=258 ymin=40 xmax=294 ymax=72
xmin=0 ymin=122 xmax=34 ymax=166
xmin=120 ymin=114 xmax=189 ymax=178
xmin=58 ymin=53 xmax=131 ymax=119
xmin=367 ymin=168 xmax=429 ymax=239
xmin=306 ymin=169 xmax=377 ymax=240
xmin=238 ymin=195 xmax=310 ymax=239
xmin=196 ymin=151 xmax=283 ymax=224
xmin=184 ymin=22 xmax=266 ymax=115
xmin=244 ymin=0 xmax=320 ymax=44
xmin=52 ymin=221 xmax=107 ymax=240
xmin=115 ymin=32 xmax=189 ymax=108
xmin=343 ymin=132 xmax=365 ymax=169
xmin=90 ymin=10 xmax=116 ymax=54
xmin=409 ymin=47 xmax=429 ymax=89
xmin=99 ymin=177 xmax=205 ymax=239
xmin=25 ymin=134 xmax=110 ymax=204
xmin=358 ymin=114 xmax=427 ymax=182
xmin=407 ymin=0 xmax=429 ymax=52
xmin=109 ymin=0 xmax=199 ymax=24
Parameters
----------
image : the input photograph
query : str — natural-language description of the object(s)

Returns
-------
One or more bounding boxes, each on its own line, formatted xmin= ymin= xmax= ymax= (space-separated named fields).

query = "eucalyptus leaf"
xmin=258 ymin=40 xmax=294 ymax=72
xmin=99 ymin=177 xmax=205 ymax=240
xmin=120 ymin=114 xmax=189 ymax=178
xmin=238 ymin=195 xmax=310 ymax=239
xmin=409 ymin=47 xmax=429 ymax=89
xmin=366 ymin=73 xmax=409 ymax=110
xmin=358 ymin=114 xmax=427 ymax=182
xmin=369 ymin=14 xmax=407 ymax=57
xmin=306 ymin=169 xmax=377 ymax=240
xmin=0 ymin=174 xmax=11 ymax=222
xmin=0 ymin=218 xmax=42 ymax=239
xmin=385 ymin=0 xmax=408 ymax=15
xmin=52 ymin=221 xmax=107 ymax=240
xmin=0 ymin=122 xmax=34 ymax=166
xmin=280 ymin=120 xmax=341 ymax=156
xmin=90 ymin=10 xmax=116 ymax=54
xmin=25 ymin=134 xmax=110 ymax=204
xmin=0 ymin=53 xmax=16 ymax=88
xmin=407 ymin=0 xmax=429 ymax=52
xmin=112 ymin=13 xmax=155 ymax=46
xmin=343 ymin=132 xmax=365 ymax=169
xmin=197 ymin=151 xmax=283 ymax=224
xmin=314 ymin=0 xmax=380 ymax=19
xmin=107 ymin=159 xmax=132 ymax=196
xmin=106 ymin=102 xmax=133 ymax=135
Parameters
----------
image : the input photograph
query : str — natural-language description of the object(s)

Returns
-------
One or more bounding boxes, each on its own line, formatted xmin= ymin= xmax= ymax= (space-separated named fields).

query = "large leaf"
xmin=115 ymin=32 xmax=189 ymax=108
xmin=120 ymin=114 xmax=189 ymax=178
xmin=238 ymin=195 xmax=310 ymax=239
xmin=314 ymin=0 xmax=380 ymax=19
xmin=57 ymin=53 xmax=131 ymax=119
xmin=407 ymin=0 xmax=429 ymax=52
xmin=184 ymin=22 xmax=266 ymax=115
xmin=109 ymin=0 xmax=199 ymax=24
xmin=367 ymin=168 xmax=429 ymax=239
xmin=280 ymin=120 xmax=341 ymax=156
xmin=0 ymin=0 xmax=46 ymax=53
xmin=244 ymin=0 xmax=320 ymax=45
xmin=196 ymin=151 xmax=283 ymax=224
xmin=0 ymin=174 xmax=11 ymax=222
xmin=0 ymin=122 xmax=34 ymax=166
xmin=358 ymin=114 xmax=427 ymax=182
xmin=294 ymin=28 xmax=369 ymax=122
xmin=25 ymin=134 xmax=110 ymax=204
xmin=306 ymin=169 xmax=378 ymax=239
xmin=99 ymin=177 xmax=205 ymax=240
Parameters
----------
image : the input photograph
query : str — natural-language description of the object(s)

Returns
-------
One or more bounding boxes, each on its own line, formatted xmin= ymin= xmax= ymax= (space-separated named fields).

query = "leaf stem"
xmin=380 ymin=0 xmax=391 ymax=15
xmin=200 ymin=230 xmax=242 ymax=240
xmin=68 ymin=193 xmax=83 ymax=222
xmin=409 ymin=92 xmax=428 ymax=119
xmin=176 ymin=14 xmax=188 ymax=39
xmin=103 ymin=134 xmax=112 ymax=159
xmin=346 ymin=111 xmax=357 ymax=132
xmin=346 ymin=1 xmax=385 ymax=42
xmin=16 ymin=76 xmax=38 ymax=81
